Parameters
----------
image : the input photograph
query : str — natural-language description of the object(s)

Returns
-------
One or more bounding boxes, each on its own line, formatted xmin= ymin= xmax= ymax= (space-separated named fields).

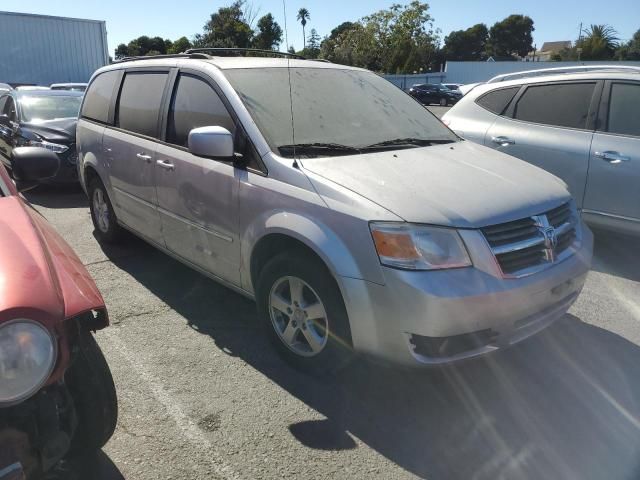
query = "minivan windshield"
xmin=19 ymin=94 xmax=82 ymax=123
xmin=224 ymin=67 xmax=458 ymax=157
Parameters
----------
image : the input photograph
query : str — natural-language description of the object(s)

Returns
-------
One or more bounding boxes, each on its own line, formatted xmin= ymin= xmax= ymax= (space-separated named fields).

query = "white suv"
xmin=443 ymin=66 xmax=640 ymax=236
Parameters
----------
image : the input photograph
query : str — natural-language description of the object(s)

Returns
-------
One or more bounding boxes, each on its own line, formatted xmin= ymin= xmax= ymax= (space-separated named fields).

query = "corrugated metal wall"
xmin=445 ymin=61 xmax=640 ymax=84
xmin=0 ymin=11 xmax=108 ymax=86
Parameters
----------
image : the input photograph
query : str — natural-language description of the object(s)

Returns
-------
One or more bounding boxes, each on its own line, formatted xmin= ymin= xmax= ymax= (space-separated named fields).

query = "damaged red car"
xmin=0 ymin=148 xmax=117 ymax=479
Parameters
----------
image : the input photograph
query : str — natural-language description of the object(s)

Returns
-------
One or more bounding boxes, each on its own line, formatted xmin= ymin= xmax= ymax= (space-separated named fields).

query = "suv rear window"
xmin=82 ymin=70 xmax=120 ymax=124
xmin=476 ymin=87 xmax=519 ymax=115
xmin=607 ymin=83 xmax=640 ymax=137
xmin=167 ymin=74 xmax=235 ymax=147
xmin=513 ymin=82 xmax=595 ymax=129
xmin=116 ymin=72 xmax=167 ymax=138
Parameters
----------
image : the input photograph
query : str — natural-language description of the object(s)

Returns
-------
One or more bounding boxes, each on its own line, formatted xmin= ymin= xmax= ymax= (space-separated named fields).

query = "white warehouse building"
xmin=0 ymin=11 xmax=109 ymax=86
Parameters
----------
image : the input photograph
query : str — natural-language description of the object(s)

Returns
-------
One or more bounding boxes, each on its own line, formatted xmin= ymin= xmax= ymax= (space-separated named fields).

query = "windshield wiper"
xmin=362 ymin=138 xmax=456 ymax=149
xmin=278 ymin=143 xmax=362 ymax=158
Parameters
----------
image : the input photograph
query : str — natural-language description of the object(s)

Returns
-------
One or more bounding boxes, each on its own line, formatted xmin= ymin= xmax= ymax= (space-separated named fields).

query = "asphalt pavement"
xmin=23 ymin=113 xmax=640 ymax=479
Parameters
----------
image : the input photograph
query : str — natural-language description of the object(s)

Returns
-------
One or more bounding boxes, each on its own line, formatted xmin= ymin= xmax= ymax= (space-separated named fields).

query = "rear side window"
xmin=166 ymin=74 xmax=235 ymax=148
xmin=82 ymin=70 xmax=120 ymax=123
xmin=476 ymin=87 xmax=519 ymax=115
xmin=117 ymin=72 xmax=167 ymax=138
xmin=607 ymin=83 xmax=640 ymax=137
xmin=513 ymin=82 xmax=595 ymax=129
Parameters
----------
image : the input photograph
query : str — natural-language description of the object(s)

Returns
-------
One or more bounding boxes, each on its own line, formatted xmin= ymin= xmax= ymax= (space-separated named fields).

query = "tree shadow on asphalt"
xmin=102 ymin=238 xmax=640 ymax=480
xmin=22 ymin=184 xmax=87 ymax=209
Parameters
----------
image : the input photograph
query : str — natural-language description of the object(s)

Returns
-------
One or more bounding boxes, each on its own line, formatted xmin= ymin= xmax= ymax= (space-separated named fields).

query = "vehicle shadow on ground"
xmin=591 ymin=229 xmax=640 ymax=282
xmin=48 ymin=451 xmax=124 ymax=480
xmin=23 ymin=184 xmax=87 ymax=209
xmin=102 ymin=239 xmax=640 ymax=480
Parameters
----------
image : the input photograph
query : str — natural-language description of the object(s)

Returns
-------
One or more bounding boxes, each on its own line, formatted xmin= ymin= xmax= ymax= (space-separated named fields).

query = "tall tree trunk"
xmin=303 ymin=25 xmax=306 ymax=49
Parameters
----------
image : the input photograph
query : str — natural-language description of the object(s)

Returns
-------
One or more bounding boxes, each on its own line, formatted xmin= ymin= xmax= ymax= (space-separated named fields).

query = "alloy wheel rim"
xmin=268 ymin=276 xmax=329 ymax=357
xmin=93 ymin=188 xmax=110 ymax=233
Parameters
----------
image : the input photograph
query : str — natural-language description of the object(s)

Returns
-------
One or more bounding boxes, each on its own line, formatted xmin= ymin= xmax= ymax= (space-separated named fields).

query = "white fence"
xmin=382 ymin=73 xmax=447 ymax=90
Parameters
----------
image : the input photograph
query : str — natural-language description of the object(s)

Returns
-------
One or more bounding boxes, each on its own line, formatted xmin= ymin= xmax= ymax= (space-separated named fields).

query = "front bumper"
xmin=340 ymin=223 xmax=593 ymax=366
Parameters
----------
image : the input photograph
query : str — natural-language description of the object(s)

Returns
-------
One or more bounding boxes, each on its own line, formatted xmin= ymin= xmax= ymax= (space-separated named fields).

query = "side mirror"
xmin=0 ymin=114 xmax=10 ymax=128
xmin=188 ymin=126 xmax=234 ymax=159
xmin=11 ymin=147 xmax=60 ymax=182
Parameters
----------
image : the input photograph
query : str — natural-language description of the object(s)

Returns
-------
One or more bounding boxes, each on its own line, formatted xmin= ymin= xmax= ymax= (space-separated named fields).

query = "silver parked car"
xmin=443 ymin=66 xmax=640 ymax=235
xmin=77 ymin=51 xmax=592 ymax=372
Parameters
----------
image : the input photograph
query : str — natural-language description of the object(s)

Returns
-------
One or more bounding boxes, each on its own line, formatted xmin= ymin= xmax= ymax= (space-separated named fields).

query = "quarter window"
xmin=167 ymin=74 xmax=235 ymax=148
xmin=607 ymin=83 xmax=640 ymax=137
xmin=513 ymin=82 xmax=596 ymax=129
xmin=116 ymin=72 xmax=167 ymax=138
xmin=82 ymin=70 xmax=120 ymax=124
xmin=476 ymin=87 xmax=519 ymax=115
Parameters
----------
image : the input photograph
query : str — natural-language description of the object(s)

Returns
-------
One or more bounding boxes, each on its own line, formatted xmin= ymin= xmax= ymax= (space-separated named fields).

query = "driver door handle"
xmin=491 ymin=136 xmax=515 ymax=146
xmin=136 ymin=153 xmax=152 ymax=163
xmin=594 ymin=151 xmax=630 ymax=164
xmin=156 ymin=159 xmax=175 ymax=171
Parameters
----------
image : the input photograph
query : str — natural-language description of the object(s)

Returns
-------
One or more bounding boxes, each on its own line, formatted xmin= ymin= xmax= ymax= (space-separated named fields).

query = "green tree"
xmin=486 ymin=15 xmax=535 ymax=59
xmin=253 ymin=13 xmax=283 ymax=50
xmin=287 ymin=45 xmax=296 ymax=55
xmin=616 ymin=29 xmax=640 ymax=60
xmin=194 ymin=1 xmax=254 ymax=48
xmin=167 ymin=36 xmax=193 ymax=54
xmin=578 ymin=24 xmax=619 ymax=60
xmin=442 ymin=24 xmax=488 ymax=60
xmin=306 ymin=28 xmax=321 ymax=58
xmin=114 ymin=35 xmax=173 ymax=59
xmin=115 ymin=43 xmax=129 ymax=59
xmin=297 ymin=8 xmax=310 ymax=49
xmin=320 ymin=22 xmax=358 ymax=61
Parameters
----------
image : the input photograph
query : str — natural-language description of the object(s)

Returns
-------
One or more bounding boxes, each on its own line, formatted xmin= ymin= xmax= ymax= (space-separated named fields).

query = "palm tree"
xmin=297 ymin=8 xmax=310 ymax=49
xmin=579 ymin=24 xmax=620 ymax=59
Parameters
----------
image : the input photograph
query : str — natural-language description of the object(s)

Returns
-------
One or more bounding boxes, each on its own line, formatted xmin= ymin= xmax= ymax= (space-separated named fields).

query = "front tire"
xmin=88 ymin=177 xmax=122 ymax=243
xmin=256 ymin=251 xmax=354 ymax=375
xmin=439 ymin=98 xmax=447 ymax=106
xmin=66 ymin=328 xmax=118 ymax=455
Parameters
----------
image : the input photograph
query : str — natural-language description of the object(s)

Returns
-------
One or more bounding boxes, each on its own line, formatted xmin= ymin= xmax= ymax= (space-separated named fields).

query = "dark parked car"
xmin=408 ymin=83 xmax=462 ymax=106
xmin=0 ymin=90 xmax=83 ymax=184
xmin=0 ymin=148 xmax=117 ymax=479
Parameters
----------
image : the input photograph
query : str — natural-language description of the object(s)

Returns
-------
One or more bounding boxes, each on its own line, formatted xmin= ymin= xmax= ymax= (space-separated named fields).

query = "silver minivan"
xmin=77 ymin=51 xmax=592 ymax=372
xmin=443 ymin=66 xmax=640 ymax=236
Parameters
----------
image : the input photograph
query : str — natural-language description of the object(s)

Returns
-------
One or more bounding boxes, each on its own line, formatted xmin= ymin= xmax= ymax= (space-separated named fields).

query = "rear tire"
xmin=439 ymin=98 xmax=447 ymax=106
xmin=88 ymin=177 xmax=122 ymax=243
xmin=256 ymin=251 xmax=354 ymax=375
xmin=66 ymin=328 xmax=118 ymax=455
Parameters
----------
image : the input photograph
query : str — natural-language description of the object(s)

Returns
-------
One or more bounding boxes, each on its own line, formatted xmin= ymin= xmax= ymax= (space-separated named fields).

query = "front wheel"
xmin=256 ymin=252 xmax=354 ymax=375
xmin=66 ymin=329 xmax=118 ymax=455
xmin=439 ymin=98 xmax=447 ymax=106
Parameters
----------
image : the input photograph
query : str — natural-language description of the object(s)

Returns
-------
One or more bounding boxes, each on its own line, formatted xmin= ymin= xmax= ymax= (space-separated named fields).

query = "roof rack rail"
xmin=113 ymin=53 xmax=211 ymax=63
xmin=185 ymin=48 xmax=306 ymax=60
xmin=487 ymin=65 xmax=640 ymax=83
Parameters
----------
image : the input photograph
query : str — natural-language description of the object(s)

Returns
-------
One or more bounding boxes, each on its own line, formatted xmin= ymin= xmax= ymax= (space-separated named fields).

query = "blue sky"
xmin=3 ymin=0 xmax=638 ymax=56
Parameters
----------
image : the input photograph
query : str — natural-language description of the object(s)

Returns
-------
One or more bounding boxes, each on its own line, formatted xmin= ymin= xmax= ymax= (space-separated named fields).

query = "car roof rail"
xmin=112 ymin=53 xmax=212 ymax=63
xmin=487 ymin=65 xmax=640 ymax=83
xmin=185 ymin=48 xmax=306 ymax=60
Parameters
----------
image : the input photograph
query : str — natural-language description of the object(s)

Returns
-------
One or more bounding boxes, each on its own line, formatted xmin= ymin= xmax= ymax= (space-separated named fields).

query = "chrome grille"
xmin=482 ymin=202 xmax=579 ymax=277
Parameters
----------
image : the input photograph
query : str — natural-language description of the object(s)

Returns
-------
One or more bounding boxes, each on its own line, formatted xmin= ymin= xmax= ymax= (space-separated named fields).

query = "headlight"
xmin=370 ymin=222 xmax=472 ymax=270
xmin=0 ymin=320 xmax=56 ymax=405
xmin=24 ymin=139 xmax=69 ymax=153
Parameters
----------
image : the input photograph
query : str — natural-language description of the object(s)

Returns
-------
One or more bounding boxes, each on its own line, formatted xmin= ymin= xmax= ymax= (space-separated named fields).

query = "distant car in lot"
xmin=0 ymin=148 xmax=116 ymax=480
xmin=443 ymin=66 xmax=640 ymax=235
xmin=0 ymin=89 xmax=83 ymax=184
xmin=408 ymin=83 xmax=462 ymax=106
xmin=77 ymin=51 xmax=591 ymax=373
xmin=50 ymin=82 xmax=87 ymax=92
xmin=443 ymin=83 xmax=463 ymax=92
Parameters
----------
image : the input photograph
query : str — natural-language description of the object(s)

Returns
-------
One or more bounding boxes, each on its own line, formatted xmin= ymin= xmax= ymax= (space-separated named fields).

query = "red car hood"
xmin=0 ymin=196 xmax=106 ymax=328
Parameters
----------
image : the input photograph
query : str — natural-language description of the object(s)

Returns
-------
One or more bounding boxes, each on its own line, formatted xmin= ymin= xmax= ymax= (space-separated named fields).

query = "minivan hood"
xmin=302 ymin=141 xmax=570 ymax=228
